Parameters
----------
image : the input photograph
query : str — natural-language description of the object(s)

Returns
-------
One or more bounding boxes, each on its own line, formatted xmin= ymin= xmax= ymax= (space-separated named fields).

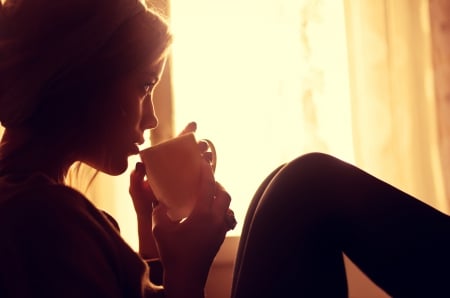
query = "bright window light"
xmin=169 ymin=0 xmax=354 ymax=235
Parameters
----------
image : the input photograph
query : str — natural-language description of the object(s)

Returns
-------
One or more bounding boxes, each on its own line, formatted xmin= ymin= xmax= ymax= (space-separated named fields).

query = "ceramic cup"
xmin=139 ymin=133 xmax=216 ymax=221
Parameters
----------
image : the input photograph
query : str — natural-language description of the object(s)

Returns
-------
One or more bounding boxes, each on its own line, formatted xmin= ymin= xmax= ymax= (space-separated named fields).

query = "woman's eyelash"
xmin=144 ymin=79 xmax=158 ymax=93
xmin=143 ymin=83 xmax=152 ymax=93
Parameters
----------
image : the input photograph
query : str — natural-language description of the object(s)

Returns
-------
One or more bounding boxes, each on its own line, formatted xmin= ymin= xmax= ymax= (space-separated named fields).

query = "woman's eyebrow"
xmin=142 ymin=71 xmax=160 ymax=80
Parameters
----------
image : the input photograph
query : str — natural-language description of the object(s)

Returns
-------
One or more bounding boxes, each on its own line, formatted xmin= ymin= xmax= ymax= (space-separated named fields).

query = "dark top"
xmin=0 ymin=173 xmax=161 ymax=297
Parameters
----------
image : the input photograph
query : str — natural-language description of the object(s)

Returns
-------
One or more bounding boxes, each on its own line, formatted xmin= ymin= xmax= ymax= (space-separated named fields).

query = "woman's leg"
xmin=232 ymin=164 xmax=285 ymax=297
xmin=232 ymin=153 xmax=450 ymax=297
xmin=232 ymin=153 xmax=347 ymax=298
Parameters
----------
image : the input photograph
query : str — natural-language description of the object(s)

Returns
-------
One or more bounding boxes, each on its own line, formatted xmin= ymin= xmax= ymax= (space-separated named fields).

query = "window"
xmin=169 ymin=0 xmax=354 ymax=236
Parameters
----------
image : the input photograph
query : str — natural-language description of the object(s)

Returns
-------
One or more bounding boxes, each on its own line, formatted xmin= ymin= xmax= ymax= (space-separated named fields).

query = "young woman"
xmin=0 ymin=1 xmax=231 ymax=297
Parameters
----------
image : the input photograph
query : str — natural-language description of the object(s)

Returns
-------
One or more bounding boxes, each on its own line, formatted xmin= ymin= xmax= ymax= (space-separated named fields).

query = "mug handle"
xmin=198 ymin=138 xmax=236 ymax=230
xmin=200 ymin=138 xmax=217 ymax=173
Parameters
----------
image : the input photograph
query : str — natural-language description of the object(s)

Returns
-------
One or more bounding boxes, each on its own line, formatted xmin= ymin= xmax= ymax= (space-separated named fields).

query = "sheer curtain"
xmin=344 ymin=0 xmax=448 ymax=212
xmin=343 ymin=2 xmax=448 ymax=295
xmin=429 ymin=0 xmax=450 ymax=213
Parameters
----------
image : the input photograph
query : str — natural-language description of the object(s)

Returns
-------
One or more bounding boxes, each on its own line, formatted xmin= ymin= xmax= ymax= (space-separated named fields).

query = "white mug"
xmin=139 ymin=133 xmax=216 ymax=220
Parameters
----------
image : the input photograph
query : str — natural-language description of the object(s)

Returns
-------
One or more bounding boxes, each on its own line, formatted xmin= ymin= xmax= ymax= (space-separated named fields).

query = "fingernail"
xmin=135 ymin=162 xmax=145 ymax=173
xmin=187 ymin=121 xmax=197 ymax=130
xmin=226 ymin=210 xmax=237 ymax=230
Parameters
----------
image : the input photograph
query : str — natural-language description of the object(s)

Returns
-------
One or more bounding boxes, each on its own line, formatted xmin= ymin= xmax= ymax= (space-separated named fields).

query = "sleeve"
xmin=0 ymin=185 xmax=134 ymax=298
xmin=102 ymin=210 xmax=121 ymax=232
xmin=146 ymin=258 xmax=164 ymax=286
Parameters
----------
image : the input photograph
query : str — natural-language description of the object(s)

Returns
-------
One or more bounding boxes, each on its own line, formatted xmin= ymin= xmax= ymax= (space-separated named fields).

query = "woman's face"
xmin=80 ymin=58 xmax=166 ymax=175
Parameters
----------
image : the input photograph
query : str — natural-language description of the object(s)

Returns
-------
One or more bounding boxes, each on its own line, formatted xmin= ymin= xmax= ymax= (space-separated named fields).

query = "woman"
xmin=0 ymin=0 xmax=231 ymax=297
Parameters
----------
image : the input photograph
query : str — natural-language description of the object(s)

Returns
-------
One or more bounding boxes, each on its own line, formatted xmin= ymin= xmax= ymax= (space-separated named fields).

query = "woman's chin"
xmin=102 ymin=160 xmax=128 ymax=176
xmin=83 ymin=153 xmax=130 ymax=176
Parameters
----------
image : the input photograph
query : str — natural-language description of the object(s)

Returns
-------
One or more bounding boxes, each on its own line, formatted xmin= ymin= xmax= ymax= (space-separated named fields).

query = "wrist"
xmin=163 ymin=270 xmax=205 ymax=298
xmin=136 ymin=212 xmax=153 ymax=222
xmin=137 ymin=216 xmax=158 ymax=259
xmin=163 ymin=282 xmax=204 ymax=298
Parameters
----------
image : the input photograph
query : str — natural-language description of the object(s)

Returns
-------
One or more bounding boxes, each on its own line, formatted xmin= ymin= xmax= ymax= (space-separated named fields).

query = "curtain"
xmin=344 ymin=0 xmax=448 ymax=212
xmin=429 ymin=0 xmax=450 ymax=212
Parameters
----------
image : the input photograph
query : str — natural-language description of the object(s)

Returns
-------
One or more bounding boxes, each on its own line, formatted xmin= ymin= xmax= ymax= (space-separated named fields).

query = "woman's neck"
xmin=0 ymin=128 xmax=73 ymax=184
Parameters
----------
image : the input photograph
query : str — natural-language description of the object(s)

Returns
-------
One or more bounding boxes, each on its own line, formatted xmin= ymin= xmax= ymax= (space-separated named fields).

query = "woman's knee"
xmin=287 ymin=152 xmax=343 ymax=172
xmin=280 ymin=152 xmax=345 ymax=186
xmin=247 ymin=152 xmax=348 ymax=241
xmin=258 ymin=152 xmax=350 ymax=209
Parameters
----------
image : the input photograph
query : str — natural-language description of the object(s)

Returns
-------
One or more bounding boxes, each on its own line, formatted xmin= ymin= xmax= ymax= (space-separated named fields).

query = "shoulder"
xmin=0 ymin=176 xmax=116 ymax=250
xmin=0 ymin=173 xmax=88 ymax=207
xmin=0 ymin=178 xmax=130 ymax=297
xmin=0 ymin=178 xmax=93 ymax=226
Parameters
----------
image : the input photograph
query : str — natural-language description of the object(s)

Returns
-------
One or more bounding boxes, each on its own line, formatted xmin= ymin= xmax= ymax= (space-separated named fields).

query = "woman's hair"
xmin=0 ymin=0 xmax=172 ymax=139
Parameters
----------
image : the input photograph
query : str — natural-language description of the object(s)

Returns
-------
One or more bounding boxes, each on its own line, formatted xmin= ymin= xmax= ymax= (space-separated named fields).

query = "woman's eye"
xmin=143 ymin=79 xmax=158 ymax=94
xmin=143 ymin=83 xmax=152 ymax=94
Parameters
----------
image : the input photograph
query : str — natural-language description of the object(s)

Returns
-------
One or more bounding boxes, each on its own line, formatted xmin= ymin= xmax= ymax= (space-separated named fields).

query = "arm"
xmin=130 ymin=161 xmax=160 ymax=260
xmin=152 ymin=162 xmax=232 ymax=298
xmin=130 ymin=159 xmax=219 ymax=298
xmin=131 ymin=123 xmax=233 ymax=297
xmin=129 ymin=124 xmax=200 ymax=262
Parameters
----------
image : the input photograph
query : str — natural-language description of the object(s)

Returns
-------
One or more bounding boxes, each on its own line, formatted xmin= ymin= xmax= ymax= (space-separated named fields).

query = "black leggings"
xmin=231 ymin=153 xmax=450 ymax=297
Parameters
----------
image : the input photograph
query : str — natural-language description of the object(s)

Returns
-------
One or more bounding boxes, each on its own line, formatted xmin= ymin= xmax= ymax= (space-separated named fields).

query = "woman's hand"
xmin=152 ymin=161 xmax=233 ymax=297
xmin=130 ymin=161 xmax=159 ymax=259
xmin=177 ymin=121 xmax=215 ymax=168
xmin=130 ymin=161 xmax=156 ymax=218
xmin=129 ymin=122 xmax=198 ymax=259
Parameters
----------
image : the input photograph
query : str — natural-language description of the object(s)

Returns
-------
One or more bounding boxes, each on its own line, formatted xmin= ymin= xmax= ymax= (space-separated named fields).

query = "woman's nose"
xmin=140 ymin=95 xmax=158 ymax=130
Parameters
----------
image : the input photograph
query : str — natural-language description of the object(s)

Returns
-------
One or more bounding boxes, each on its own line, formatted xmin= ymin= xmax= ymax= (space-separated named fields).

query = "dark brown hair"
xmin=29 ymin=8 xmax=172 ymax=141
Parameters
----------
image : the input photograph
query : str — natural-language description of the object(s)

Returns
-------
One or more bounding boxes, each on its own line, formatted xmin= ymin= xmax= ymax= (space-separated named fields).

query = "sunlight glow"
xmin=169 ymin=0 xmax=354 ymax=235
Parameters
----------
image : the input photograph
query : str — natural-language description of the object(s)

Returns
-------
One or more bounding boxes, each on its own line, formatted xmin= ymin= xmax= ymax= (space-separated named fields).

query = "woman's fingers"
xmin=129 ymin=162 xmax=153 ymax=198
xmin=189 ymin=164 xmax=236 ymax=231
xmin=129 ymin=162 xmax=146 ymax=193
xmin=129 ymin=162 xmax=157 ymax=216
xmin=212 ymin=183 xmax=237 ymax=230
xmin=197 ymin=140 xmax=209 ymax=152
xmin=177 ymin=121 xmax=197 ymax=136
xmin=201 ymin=151 xmax=214 ymax=164
xmin=190 ymin=160 xmax=215 ymax=217
xmin=211 ymin=183 xmax=231 ymax=218
xmin=225 ymin=209 xmax=237 ymax=230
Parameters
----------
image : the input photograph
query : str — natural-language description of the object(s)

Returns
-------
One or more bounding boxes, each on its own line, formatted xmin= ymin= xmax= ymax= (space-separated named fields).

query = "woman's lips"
xmin=130 ymin=144 xmax=140 ymax=155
